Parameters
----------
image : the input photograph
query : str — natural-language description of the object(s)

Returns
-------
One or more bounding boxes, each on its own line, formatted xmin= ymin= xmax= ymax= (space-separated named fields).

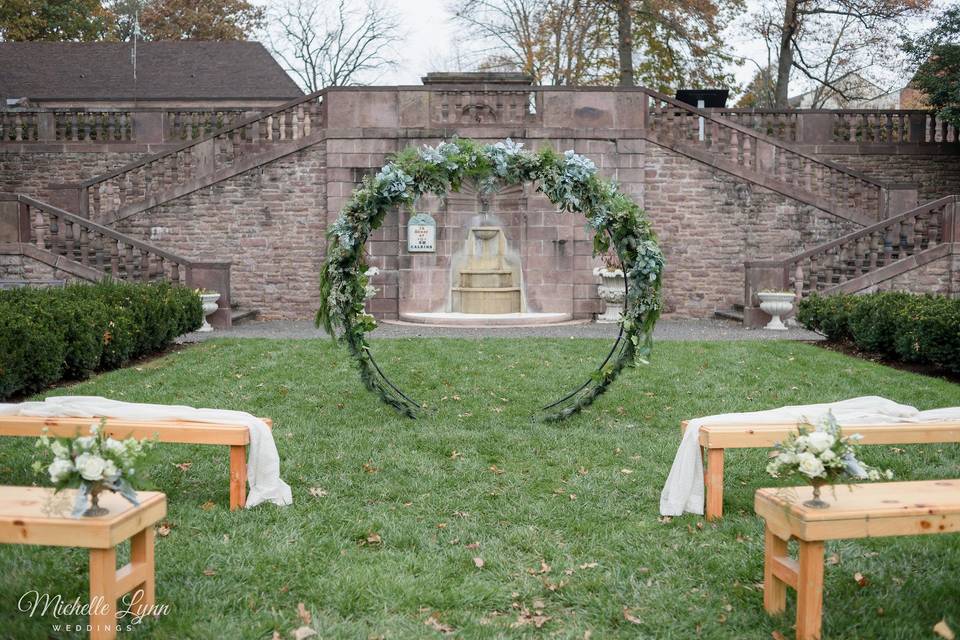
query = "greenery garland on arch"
xmin=316 ymin=137 xmax=665 ymax=421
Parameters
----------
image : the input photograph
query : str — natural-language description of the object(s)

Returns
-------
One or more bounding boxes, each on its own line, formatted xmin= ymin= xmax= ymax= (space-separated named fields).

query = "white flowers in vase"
xmin=766 ymin=412 xmax=893 ymax=508
xmin=33 ymin=419 xmax=155 ymax=517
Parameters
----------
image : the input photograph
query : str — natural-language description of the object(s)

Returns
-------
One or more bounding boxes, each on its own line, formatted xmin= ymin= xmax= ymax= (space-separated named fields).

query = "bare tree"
xmin=748 ymin=0 xmax=931 ymax=107
xmin=266 ymin=0 xmax=402 ymax=92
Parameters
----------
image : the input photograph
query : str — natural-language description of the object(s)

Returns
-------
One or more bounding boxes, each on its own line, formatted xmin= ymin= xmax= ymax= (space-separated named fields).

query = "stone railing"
xmin=743 ymin=195 xmax=958 ymax=324
xmin=1 ymin=193 xmax=192 ymax=283
xmin=80 ymin=91 xmax=325 ymax=223
xmin=642 ymin=90 xmax=894 ymax=219
xmin=0 ymin=107 xmax=258 ymax=144
xmin=716 ymin=109 xmax=958 ymax=146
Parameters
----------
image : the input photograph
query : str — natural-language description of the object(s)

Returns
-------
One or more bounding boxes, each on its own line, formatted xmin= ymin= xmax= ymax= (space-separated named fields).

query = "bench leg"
xmin=229 ymin=444 xmax=248 ymax=510
xmin=128 ymin=527 xmax=156 ymax=614
xmin=763 ymin=527 xmax=789 ymax=614
xmin=705 ymin=448 xmax=724 ymax=520
xmin=89 ymin=547 xmax=118 ymax=640
xmin=796 ymin=540 xmax=825 ymax=640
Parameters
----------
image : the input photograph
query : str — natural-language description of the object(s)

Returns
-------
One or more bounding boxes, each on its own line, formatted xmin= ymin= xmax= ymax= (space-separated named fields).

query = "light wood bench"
xmin=680 ymin=419 xmax=960 ymax=520
xmin=755 ymin=479 xmax=959 ymax=640
xmin=0 ymin=416 xmax=273 ymax=510
xmin=0 ymin=485 xmax=166 ymax=640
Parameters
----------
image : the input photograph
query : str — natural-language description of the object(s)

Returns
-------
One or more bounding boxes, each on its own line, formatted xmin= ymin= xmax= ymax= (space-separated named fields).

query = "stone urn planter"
xmin=757 ymin=291 xmax=795 ymax=331
xmin=594 ymin=267 xmax=625 ymax=323
xmin=198 ymin=292 xmax=221 ymax=333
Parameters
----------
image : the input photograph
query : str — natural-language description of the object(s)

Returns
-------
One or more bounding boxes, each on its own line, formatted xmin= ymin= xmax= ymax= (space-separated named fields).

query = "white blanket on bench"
xmin=0 ymin=396 xmax=292 ymax=508
xmin=658 ymin=396 xmax=960 ymax=517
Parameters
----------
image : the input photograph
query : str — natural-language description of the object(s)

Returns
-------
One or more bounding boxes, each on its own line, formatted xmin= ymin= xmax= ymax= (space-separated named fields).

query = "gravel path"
xmin=181 ymin=318 xmax=822 ymax=342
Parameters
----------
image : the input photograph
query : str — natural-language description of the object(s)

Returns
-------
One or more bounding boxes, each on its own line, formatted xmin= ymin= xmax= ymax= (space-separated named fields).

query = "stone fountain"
xmin=451 ymin=226 xmax=522 ymax=313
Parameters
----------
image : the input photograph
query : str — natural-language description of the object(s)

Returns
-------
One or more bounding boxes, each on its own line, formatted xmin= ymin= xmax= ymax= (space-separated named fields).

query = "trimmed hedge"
xmin=0 ymin=281 xmax=203 ymax=400
xmin=798 ymin=291 xmax=960 ymax=374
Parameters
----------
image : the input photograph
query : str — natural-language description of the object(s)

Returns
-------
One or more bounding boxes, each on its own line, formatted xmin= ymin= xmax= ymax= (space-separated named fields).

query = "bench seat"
xmin=679 ymin=419 xmax=960 ymax=520
xmin=0 ymin=415 xmax=272 ymax=510
xmin=756 ymin=479 xmax=960 ymax=639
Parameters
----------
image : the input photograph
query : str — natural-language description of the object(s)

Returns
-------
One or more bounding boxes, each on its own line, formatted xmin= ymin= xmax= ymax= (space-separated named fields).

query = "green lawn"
xmin=1 ymin=338 xmax=958 ymax=639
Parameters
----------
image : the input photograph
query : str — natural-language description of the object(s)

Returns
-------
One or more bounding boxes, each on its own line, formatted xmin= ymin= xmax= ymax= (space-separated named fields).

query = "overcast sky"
xmin=260 ymin=0 xmax=946 ymax=92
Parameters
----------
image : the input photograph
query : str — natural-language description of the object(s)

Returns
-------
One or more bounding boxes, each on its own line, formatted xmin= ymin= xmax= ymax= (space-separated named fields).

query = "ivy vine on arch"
xmin=316 ymin=137 xmax=665 ymax=421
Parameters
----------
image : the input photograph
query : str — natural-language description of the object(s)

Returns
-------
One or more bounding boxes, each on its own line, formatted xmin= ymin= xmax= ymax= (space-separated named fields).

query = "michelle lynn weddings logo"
xmin=17 ymin=589 xmax=170 ymax=633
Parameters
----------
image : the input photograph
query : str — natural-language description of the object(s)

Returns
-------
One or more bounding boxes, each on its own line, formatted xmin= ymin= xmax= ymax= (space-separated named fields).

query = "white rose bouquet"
xmin=32 ymin=419 xmax=155 ymax=517
xmin=766 ymin=412 xmax=893 ymax=507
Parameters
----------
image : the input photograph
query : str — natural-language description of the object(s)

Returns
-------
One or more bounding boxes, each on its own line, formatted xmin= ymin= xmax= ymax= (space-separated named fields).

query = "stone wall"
xmin=0 ymin=150 xmax=147 ymax=208
xmin=872 ymin=251 xmax=960 ymax=296
xmin=643 ymin=142 xmax=861 ymax=316
xmin=112 ymin=144 xmax=327 ymax=319
xmin=823 ymin=153 xmax=960 ymax=204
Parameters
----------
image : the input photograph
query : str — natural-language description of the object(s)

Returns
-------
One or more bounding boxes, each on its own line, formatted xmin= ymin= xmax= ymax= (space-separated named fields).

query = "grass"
xmin=1 ymin=338 xmax=958 ymax=639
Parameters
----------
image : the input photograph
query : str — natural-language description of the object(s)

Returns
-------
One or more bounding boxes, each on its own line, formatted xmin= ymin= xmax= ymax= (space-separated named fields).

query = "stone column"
xmin=0 ymin=198 xmax=29 ymax=244
xmin=185 ymin=262 xmax=232 ymax=328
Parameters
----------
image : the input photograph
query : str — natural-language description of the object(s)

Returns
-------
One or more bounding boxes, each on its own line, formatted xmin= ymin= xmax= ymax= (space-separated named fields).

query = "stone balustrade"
xmin=717 ymin=108 xmax=958 ymax=147
xmin=81 ymin=92 xmax=325 ymax=223
xmin=0 ymin=108 xmax=255 ymax=145
xmin=743 ymin=195 xmax=959 ymax=325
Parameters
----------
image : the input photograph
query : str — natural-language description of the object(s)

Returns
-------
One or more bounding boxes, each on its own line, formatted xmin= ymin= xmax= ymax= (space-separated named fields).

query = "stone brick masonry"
xmin=1 ymin=84 xmax=958 ymax=320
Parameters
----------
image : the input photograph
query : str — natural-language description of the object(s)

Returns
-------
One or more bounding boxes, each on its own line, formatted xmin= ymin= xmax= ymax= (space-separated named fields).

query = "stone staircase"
xmin=77 ymin=90 xmax=325 ymax=225
xmin=0 ymin=193 xmax=232 ymax=325
xmin=741 ymin=195 xmax=959 ymax=325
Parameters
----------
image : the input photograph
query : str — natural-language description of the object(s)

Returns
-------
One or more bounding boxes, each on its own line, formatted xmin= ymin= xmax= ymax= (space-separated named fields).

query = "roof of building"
xmin=0 ymin=41 xmax=303 ymax=102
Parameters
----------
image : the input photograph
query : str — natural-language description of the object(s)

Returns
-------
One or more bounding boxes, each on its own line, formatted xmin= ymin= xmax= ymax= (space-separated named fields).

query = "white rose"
xmin=807 ymin=431 xmax=835 ymax=453
xmin=778 ymin=451 xmax=797 ymax=465
xmin=47 ymin=459 xmax=74 ymax=483
xmin=74 ymin=436 xmax=96 ymax=452
xmin=75 ymin=454 xmax=107 ymax=482
xmin=105 ymin=438 xmax=125 ymax=455
xmin=797 ymin=452 xmax=825 ymax=478
xmin=793 ymin=435 xmax=810 ymax=451
xmin=820 ymin=449 xmax=837 ymax=462
xmin=50 ymin=441 xmax=70 ymax=459
xmin=103 ymin=460 xmax=119 ymax=479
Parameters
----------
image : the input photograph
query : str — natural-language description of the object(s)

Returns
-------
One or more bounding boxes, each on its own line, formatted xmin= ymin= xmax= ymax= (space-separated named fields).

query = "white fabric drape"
xmin=0 ymin=396 xmax=292 ymax=508
xmin=659 ymin=396 xmax=930 ymax=517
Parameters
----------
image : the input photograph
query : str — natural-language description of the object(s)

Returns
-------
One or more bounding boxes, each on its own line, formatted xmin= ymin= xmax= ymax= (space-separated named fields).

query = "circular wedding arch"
xmin=316 ymin=137 xmax=665 ymax=421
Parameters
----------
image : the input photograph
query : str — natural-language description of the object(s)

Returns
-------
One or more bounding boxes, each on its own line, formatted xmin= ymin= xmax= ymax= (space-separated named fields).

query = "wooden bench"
xmin=0 ymin=485 xmax=166 ymax=640
xmin=680 ymin=419 xmax=960 ymax=521
xmin=0 ymin=416 xmax=273 ymax=511
xmin=755 ymin=479 xmax=959 ymax=640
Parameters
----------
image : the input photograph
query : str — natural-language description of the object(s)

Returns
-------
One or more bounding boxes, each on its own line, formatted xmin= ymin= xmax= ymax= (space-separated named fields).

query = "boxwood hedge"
xmin=797 ymin=291 xmax=960 ymax=374
xmin=0 ymin=281 xmax=203 ymax=400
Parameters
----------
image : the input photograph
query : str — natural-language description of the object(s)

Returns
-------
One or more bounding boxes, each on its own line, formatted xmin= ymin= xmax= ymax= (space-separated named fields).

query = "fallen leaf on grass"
xmin=424 ymin=612 xmax=455 ymax=633
xmin=174 ymin=462 xmax=192 ymax=471
xmin=450 ymin=450 xmax=464 ymax=460
xmin=511 ymin=607 xmax=550 ymax=629
xmin=465 ymin=542 xmax=480 ymax=550
xmin=771 ymin=631 xmax=787 ymax=640
xmin=156 ymin=522 xmax=172 ymax=537
xmin=620 ymin=468 xmax=633 ymax=475
xmin=201 ymin=500 xmax=216 ymax=511
xmin=623 ymin=607 xmax=642 ymax=624
xmin=362 ymin=462 xmax=379 ymax=474
xmin=579 ymin=562 xmax=598 ymax=569
xmin=202 ymin=568 xmax=216 ymax=576
xmin=853 ymin=572 xmax=869 ymax=587
xmin=364 ymin=532 xmax=382 ymax=546
xmin=297 ymin=602 xmax=311 ymax=625
xmin=826 ymin=553 xmax=840 ymax=565
xmin=291 ymin=626 xmax=316 ymax=640
xmin=473 ymin=557 xmax=485 ymax=568
xmin=934 ymin=619 xmax=956 ymax=640
xmin=489 ymin=465 xmax=504 ymax=475
xmin=308 ymin=487 xmax=328 ymax=498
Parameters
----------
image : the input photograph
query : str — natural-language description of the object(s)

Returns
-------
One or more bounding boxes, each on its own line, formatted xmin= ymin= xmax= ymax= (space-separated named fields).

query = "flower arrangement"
xmin=33 ymin=419 xmax=155 ymax=517
xmin=766 ymin=412 xmax=893 ymax=508
xmin=317 ymin=137 xmax=664 ymax=420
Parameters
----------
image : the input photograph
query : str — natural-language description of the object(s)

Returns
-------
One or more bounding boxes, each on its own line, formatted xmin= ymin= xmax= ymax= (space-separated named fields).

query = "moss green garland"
xmin=316 ymin=137 xmax=664 ymax=420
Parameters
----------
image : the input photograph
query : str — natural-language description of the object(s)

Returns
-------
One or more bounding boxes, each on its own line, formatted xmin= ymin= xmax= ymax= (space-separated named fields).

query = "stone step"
xmin=714 ymin=307 xmax=744 ymax=323
xmin=231 ymin=308 xmax=259 ymax=325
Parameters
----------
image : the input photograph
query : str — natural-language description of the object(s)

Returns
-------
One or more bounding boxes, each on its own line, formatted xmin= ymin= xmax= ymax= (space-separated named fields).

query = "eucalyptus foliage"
xmin=316 ymin=137 xmax=664 ymax=419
